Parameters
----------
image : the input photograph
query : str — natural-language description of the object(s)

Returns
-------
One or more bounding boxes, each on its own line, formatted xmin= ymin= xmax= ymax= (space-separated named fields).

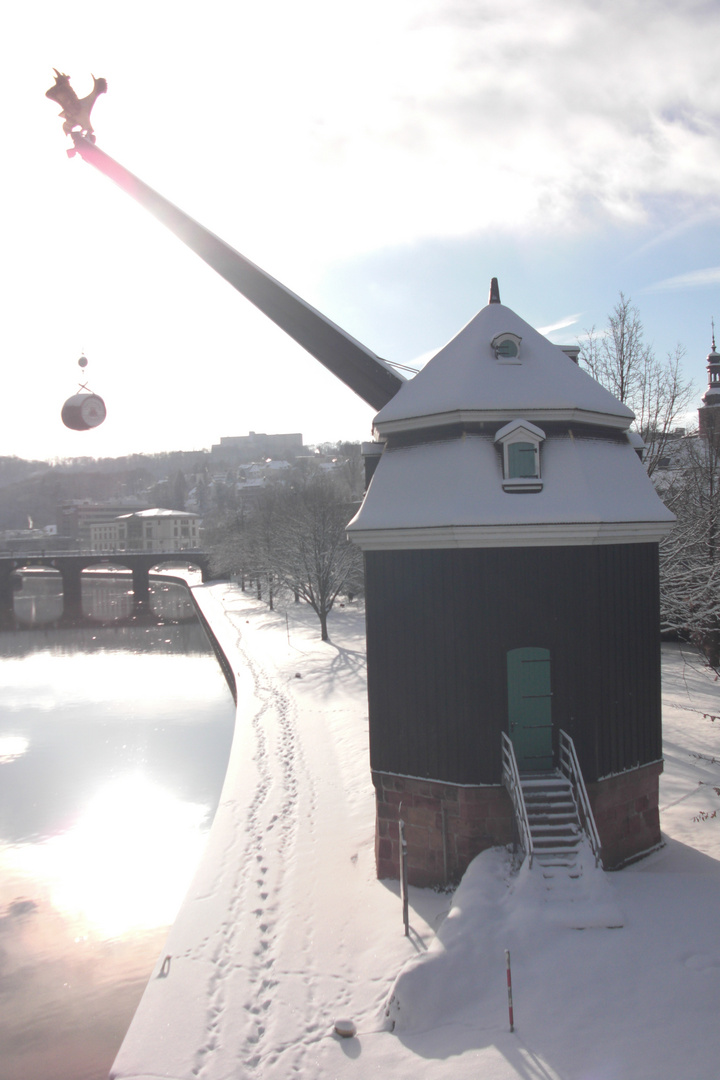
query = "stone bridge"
xmin=0 ymin=550 xmax=211 ymax=627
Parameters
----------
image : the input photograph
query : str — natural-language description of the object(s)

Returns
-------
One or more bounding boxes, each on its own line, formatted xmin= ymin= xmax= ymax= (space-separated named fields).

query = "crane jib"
xmin=69 ymin=134 xmax=403 ymax=411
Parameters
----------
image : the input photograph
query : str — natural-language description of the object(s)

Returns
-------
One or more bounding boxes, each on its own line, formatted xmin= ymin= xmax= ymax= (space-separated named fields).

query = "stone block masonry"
xmin=373 ymin=772 xmax=514 ymax=887
xmin=373 ymin=760 xmax=663 ymax=884
xmin=588 ymin=760 xmax=663 ymax=869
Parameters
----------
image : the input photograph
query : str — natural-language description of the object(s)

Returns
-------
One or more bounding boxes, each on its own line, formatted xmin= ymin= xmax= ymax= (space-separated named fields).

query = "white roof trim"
xmin=349 ymin=521 xmax=675 ymax=550
xmin=494 ymin=418 xmax=546 ymax=443
xmin=373 ymin=406 xmax=633 ymax=437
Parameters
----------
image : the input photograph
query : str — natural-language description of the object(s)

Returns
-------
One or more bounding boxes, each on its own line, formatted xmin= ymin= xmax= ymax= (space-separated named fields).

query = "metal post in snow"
xmin=399 ymin=813 xmax=409 ymax=937
xmin=505 ymin=949 xmax=514 ymax=1032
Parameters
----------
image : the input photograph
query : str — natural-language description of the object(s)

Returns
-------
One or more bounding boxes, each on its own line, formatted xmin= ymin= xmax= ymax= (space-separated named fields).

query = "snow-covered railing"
xmin=0 ymin=547 xmax=207 ymax=559
xmin=501 ymin=732 xmax=534 ymax=868
xmin=559 ymin=729 xmax=603 ymax=868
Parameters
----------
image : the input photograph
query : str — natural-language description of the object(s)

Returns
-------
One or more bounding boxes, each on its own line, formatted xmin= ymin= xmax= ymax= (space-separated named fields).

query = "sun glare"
xmin=0 ymin=735 xmax=29 ymax=763
xmin=8 ymin=774 xmax=209 ymax=938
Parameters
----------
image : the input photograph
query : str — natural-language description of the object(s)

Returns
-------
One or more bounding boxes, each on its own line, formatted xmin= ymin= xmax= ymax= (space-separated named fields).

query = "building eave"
xmin=373 ymin=406 xmax=633 ymax=439
xmin=348 ymin=520 xmax=675 ymax=550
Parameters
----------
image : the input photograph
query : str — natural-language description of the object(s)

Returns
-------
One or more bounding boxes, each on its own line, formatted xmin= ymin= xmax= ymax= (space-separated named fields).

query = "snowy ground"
xmin=111 ymin=584 xmax=720 ymax=1080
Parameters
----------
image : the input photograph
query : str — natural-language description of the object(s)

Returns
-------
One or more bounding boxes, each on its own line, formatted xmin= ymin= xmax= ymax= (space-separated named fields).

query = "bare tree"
xmin=274 ymin=476 xmax=363 ymax=641
xmin=656 ymin=434 xmax=720 ymax=672
xmin=243 ymin=485 xmax=286 ymax=609
xmin=208 ymin=467 xmax=363 ymax=638
xmin=578 ymin=294 xmax=694 ymax=475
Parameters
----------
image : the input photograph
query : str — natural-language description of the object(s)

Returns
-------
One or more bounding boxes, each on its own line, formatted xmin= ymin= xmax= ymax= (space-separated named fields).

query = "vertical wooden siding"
xmin=364 ymin=544 xmax=661 ymax=785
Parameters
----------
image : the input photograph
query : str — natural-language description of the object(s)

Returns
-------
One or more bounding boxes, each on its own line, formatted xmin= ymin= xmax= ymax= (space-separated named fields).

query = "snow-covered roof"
xmin=373 ymin=300 xmax=635 ymax=436
xmin=348 ymin=434 xmax=674 ymax=547
xmin=116 ymin=507 xmax=200 ymax=519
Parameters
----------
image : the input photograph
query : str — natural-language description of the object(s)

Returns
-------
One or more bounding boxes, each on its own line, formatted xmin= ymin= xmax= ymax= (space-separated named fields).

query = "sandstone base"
xmin=588 ymin=760 xmax=663 ymax=870
xmin=373 ymin=760 xmax=663 ymax=885
xmin=372 ymin=772 xmax=514 ymax=888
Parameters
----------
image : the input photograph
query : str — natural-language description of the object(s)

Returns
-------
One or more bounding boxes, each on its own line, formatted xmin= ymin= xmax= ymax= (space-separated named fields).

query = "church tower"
xmin=698 ymin=326 xmax=720 ymax=446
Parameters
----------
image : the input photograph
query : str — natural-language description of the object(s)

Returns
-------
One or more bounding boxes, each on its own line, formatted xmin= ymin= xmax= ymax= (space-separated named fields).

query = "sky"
xmin=4 ymin=0 xmax=720 ymax=461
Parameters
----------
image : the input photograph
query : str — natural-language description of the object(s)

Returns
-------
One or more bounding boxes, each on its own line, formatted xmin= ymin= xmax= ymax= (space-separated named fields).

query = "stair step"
xmin=534 ymin=837 xmax=580 ymax=850
xmin=524 ymin=792 xmax=574 ymax=804
xmin=524 ymin=789 xmax=573 ymax=800
xmin=528 ymin=812 xmax=578 ymax=825
xmin=521 ymin=773 xmax=569 ymax=783
xmin=522 ymin=785 xmax=572 ymax=796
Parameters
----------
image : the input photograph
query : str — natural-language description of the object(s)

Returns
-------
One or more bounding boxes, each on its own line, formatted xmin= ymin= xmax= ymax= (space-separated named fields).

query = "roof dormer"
xmin=491 ymin=332 xmax=523 ymax=364
xmin=494 ymin=419 xmax=545 ymax=492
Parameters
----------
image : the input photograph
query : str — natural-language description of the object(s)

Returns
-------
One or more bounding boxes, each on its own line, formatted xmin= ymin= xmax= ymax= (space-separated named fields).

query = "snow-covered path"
xmin=111 ymin=584 xmax=720 ymax=1080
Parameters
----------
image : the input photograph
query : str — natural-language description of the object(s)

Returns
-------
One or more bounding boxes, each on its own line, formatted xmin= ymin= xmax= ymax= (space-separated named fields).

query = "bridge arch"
xmin=0 ymin=551 xmax=210 ymax=627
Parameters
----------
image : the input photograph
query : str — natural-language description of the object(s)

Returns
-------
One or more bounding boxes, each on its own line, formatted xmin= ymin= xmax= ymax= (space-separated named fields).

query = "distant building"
xmin=0 ymin=526 xmax=58 ymax=554
xmin=90 ymin=509 xmax=202 ymax=553
xmin=58 ymin=499 xmax=149 ymax=546
xmin=210 ymin=431 xmax=304 ymax=463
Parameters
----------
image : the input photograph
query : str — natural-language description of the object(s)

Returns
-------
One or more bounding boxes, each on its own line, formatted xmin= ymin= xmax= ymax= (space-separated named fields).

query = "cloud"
xmin=284 ymin=0 xmax=720 ymax=260
xmin=642 ymin=267 xmax=720 ymax=293
xmin=536 ymin=314 xmax=582 ymax=336
xmin=59 ymin=0 xmax=720 ymax=272
xmin=23 ymin=0 xmax=720 ymax=270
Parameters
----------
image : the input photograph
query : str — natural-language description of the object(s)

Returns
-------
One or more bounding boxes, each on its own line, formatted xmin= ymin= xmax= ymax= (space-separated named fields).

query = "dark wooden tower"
xmin=348 ymin=282 xmax=674 ymax=882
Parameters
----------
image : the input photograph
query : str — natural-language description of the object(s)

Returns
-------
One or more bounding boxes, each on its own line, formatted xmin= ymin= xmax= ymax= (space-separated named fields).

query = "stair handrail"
xmin=558 ymin=729 xmax=603 ymax=868
xmin=501 ymin=732 xmax=534 ymax=868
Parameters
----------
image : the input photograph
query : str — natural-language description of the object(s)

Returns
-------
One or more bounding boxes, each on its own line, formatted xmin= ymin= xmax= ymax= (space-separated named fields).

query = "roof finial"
xmin=489 ymin=278 xmax=501 ymax=305
xmin=712 ymin=317 xmax=716 ymax=353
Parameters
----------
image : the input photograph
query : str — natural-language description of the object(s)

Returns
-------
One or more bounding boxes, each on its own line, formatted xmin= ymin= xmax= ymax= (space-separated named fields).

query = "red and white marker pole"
xmin=505 ymin=949 xmax=514 ymax=1032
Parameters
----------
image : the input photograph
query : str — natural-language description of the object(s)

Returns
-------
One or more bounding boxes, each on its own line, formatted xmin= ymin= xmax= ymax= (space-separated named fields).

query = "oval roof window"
xmin=491 ymin=332 xmax=522 ymax=360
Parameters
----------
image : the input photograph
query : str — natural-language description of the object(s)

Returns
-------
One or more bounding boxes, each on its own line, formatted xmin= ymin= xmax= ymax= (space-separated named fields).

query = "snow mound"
xmin=385 ymin=848 xmax=512 ymax=1033
xmin=506 ymin=840 xmax=624 ymax=930
xmin=386 ymin=843 xmax=623 ymax=1035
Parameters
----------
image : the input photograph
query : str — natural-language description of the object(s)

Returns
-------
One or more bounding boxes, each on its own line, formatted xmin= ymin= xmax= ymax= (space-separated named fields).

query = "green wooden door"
xmin=507 ymin=647 xmax=553 ymax=771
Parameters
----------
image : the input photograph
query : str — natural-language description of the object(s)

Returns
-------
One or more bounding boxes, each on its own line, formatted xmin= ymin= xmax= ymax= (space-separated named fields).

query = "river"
xmin=0 ymin=576 xmax=236 ymax=1080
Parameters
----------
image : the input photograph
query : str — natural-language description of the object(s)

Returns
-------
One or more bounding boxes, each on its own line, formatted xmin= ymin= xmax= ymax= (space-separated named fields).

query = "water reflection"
xmin=149 ymin=577 xmax=198 ymax=622
xmin=7 ymin=774 xmax=208 ymax=937
xmin=82 ymin=568 xmax=134 ymax=622
xmin=12 ymin=568 xmax=63 ymax=625
xmin=0 ymin=584 xmax=235 ymax=1080
xmin=10 ymin=571 xmax=201 ymax=626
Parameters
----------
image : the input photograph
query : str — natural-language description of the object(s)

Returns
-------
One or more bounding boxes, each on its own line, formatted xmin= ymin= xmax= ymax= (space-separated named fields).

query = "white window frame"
xmin=491 ymin=332 xmax=523 ymax=363
xmin=494 ymin=419 xmax=545 ymax=492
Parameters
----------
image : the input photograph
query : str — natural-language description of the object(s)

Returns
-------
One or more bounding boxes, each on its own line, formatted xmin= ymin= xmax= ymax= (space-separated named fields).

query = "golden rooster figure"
xmin=45 ymin=70 xmax=107 ymax=142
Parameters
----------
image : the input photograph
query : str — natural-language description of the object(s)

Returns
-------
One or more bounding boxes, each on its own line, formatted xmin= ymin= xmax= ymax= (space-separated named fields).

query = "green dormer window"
xmin=508 ymin=441 xmax=538 ymax=478
xmin=494 ymin=419 xmax=545 ymax=492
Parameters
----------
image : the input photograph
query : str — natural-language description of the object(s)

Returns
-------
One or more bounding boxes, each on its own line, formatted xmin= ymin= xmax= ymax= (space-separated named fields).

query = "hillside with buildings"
xmin=0 ymin=435 xmax=363 ymax=555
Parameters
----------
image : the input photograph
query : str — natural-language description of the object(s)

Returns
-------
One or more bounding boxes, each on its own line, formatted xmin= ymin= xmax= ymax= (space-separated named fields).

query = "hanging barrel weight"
xmin=61 ymin=392 xmax=107 ymax=430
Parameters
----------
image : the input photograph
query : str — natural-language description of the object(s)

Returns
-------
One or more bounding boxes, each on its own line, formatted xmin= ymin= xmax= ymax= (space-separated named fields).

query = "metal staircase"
xmin=502 ymin=733 xmax=620 ymax=926
xmin=501 ymin=730 xmax=603 ymax=872
xmin=521 ymin=773 xmax=582 ymax=870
